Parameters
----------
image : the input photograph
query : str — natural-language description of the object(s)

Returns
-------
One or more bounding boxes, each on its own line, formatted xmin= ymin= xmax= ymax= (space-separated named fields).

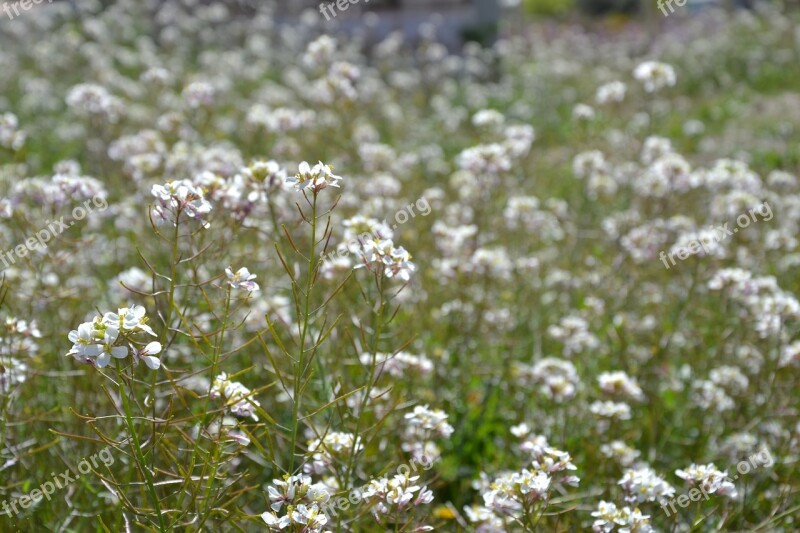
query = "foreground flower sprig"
xmin=286 ymin=161 xmax=342 ymax=193
xmin=261 ymin=474 xmax=331 ymax=532
xmin=66 ymin=305 xmax=161 ymax=369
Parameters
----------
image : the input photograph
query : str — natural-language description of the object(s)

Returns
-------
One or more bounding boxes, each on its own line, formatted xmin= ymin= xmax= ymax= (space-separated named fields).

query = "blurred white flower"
xmin=633 ymin=61 xmax=676 ymax=93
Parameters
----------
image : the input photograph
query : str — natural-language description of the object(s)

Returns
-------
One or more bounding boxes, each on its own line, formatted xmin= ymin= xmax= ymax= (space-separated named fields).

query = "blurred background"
xmin=264 ymin=0 xmax=767 ymax=46
xmin=67 ymin=0 xmax=782 ymax=50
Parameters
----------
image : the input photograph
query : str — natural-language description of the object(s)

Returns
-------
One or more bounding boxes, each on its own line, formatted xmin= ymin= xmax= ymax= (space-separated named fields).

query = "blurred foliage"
xmin=524 ymin=0 xmax=641 ymax=18
xmin=576 ymin=0 xmax=641 ymax=15
xmin=523 ymin=0 xmax=575 ymax=16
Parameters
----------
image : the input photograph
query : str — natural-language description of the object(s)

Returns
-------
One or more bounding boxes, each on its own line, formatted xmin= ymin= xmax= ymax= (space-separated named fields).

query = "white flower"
xmin=285 ymin=161 xmax=342 ymax=193
xmin=404 ymin=405 xmax=454 ymax=438
xmin=290 ymin=504 xmax=327 ymax=529
xmin=132 ymin=341 xmax=162 ymax=370
xmin=67 ymin=322 xmax=103 ymax=359
xmin=262 ymin=475 xmax=330 ymax=531
xmin=511 ymin=469 xmax=551 ymax=497
xmin=592 ymin=501 xmax=654 ymax=533
xmin=355 ymin=238 xmax=416 ymax=281
xmin=210 ymin=373 xmax=261 ymax=421
xmin=471 ymin=109 xmax=505 ymax=128
xmin=618 ymin=465 xmax=675 ymax=504
xmin=95 ymin=327 xmax=128 ymax=368
xmin=151 ymin=179 xmax=213 ymax=228
xmin=633 ymin=61 xmax=677 ymax=93
xmin=225 ymin=267 xmax=259 ymax=291
xmin=596 ymin=81 xmax=627 ymax=104
xmin=261 ymin=511 xmax=291 ymax=529
xmin=675 ymin=463 xmax=738 ymax=498
xmin=598 ymin=371 xmax=645 ymax=401
xmin=67 ymin=307 xmax=159 ymax=370
xmin=572 ymin=103 xmax=595 ymax=121
xmin=510 ymin=423 xmax=530 ymax=438
xmin=103 ymin=305 xmax=156 ymax=336
xmin=590 ymin=400 xmax=632 ymax=421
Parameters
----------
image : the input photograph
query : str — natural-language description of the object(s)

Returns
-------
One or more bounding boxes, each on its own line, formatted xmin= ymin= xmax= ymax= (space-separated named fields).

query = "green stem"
xmin=288 ymin=193 xmax=318 ymax=475
xmin=149 ymin=216 xmax=180 ymax=471
xmin=195 ymin=287 xmax=231 ymax=528
xmin=343 ymin=276 xmax=385 ymax=500
xmin=116 ymin=359 xmax=166 ymax=532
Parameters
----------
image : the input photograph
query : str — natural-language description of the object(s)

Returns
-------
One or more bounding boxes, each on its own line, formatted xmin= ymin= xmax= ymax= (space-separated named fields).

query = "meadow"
xmin=0 ymin=1 xmax=799 ymax=531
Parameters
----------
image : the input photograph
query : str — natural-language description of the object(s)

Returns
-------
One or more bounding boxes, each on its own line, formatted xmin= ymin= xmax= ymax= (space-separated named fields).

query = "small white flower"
xmin=225 ymin=266 xmax=259 ymax=291
xmin=95 ymin=327 xmax=128 ymax=368
xmin=285 ymin=161 xmax=342 ymax=193
xmin=132 ymin=341 xmax=162 ymax=370
xmin=633 ymin=61 xmax=677 ymax=93
xmin=261 ymin=511 xmax=290 ymax=529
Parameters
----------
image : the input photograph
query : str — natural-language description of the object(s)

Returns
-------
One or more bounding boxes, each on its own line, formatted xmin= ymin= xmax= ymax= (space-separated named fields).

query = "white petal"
xmin=111 ymin=346 xmax=129 ymax=359
xmin=96 ymin=352 xmax=111 ymax=368
xmin=105 ymin=327 xmax=120 ymax=343
xmin=84 ymin=344 xmax=103 ymax=357
xmin=143 ymin=356 xmax=161 ymax=370
xmin=144 ymin=341 xmax=162 ymax=355
xmin=139 ymin=324 xmax=157 ymax=336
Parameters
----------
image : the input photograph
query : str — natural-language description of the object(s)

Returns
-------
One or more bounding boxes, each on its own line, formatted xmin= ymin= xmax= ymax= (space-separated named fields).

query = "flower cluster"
xmin=591 ymin=500 xmax=654 ymax=533
xmin=0 ymin=317 xmax=39 ymax=389
xmin=304 ymin=432 xmax=363 ymax=475
xmin=358 ymin=351 xmax=434 ymax=378
xmin=210 ymin=372 xmax=261 ymax=421
xmin=362 ymin=471 xmax=434 ymax=518
xmin=466 ymin=426 xmax=579 ymax=529
xmin=262 ymin=474 xmax=331 ymax=532
xmin=66 ymin=306 xmax=161 ymax=369
xmin=633 ymin=61 xmax=677 ymax=93
xmin=285 ymin=161 xmax=342 ymax=193
xmin=0 ymin=112 xmax=25 ymax=151
xmin=618 ymin=466 xmax=675 ymax=504
xmin=675 ymin=463 xmax=738 ymax=498
xmin=151 ymin=179 xmax=213 ymax=228
xmin=354 ymin=237 xmax=416 ymax=281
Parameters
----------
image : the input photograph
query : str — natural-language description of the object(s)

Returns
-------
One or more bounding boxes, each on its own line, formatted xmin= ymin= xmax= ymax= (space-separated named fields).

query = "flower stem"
xmin=116 ymin=359 xmax=166 ymax=532
xmin=288 ymin=193 xmax=318 ymax=475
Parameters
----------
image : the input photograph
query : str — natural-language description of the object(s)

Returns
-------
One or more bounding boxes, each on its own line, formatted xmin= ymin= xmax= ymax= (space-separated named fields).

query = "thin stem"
xmin=116 ymin=359 xmax=166 ymax=532
xmin=344 ymin=274 xmax=385 ymax=489
xmin=149 ymin=216 xmax=180 ymax=470
xmin=288 ymin=193 xmax=318 ymax=475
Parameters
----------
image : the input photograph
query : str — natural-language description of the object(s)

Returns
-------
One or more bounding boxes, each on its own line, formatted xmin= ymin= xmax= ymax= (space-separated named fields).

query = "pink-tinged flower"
xmin=225 ymin=267 xmax=259 ymax=291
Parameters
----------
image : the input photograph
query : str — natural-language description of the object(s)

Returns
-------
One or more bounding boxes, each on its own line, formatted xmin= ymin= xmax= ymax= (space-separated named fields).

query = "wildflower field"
xmin=1 ymin=1 xmax=800 ymax=531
